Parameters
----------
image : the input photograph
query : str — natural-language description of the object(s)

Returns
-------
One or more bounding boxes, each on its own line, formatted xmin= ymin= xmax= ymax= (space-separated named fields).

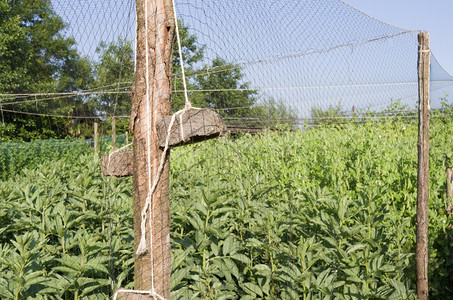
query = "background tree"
xmin=0 ymin=0 xmax=91 ymax=94
xmin=196 ymin=57 xmax=257 ymax=119
xmin=89 ymin=38 xmax=135 ymax=136
xmin=310 ymin=103 xmax=348 ymax=126
xmin=0 ymin=5 xmax=297 ymax=142
xmin=93 ymin=38 xmax=134 ymax=117
xmin=171 ymin=20 xmax=205 ymax=111
xmin=0 ymin=0 xmax=93 ymax=141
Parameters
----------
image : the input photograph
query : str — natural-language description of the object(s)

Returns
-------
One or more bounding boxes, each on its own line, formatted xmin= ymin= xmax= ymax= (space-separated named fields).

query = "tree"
xmin=247 ymin=97 xmax=298 ymax=128
xmin=172 ymin=22 xmax=296 ymax=129
xmin=171 ymin=20 xmax=205 ymax=111
xmin=0 ymin=0 xmax=93 ymax=141
xmin=0 ymin=0 xmax=91 ymax=94
xmin=196 ymin=57 xmax=257 ymax=116
xmin=310 ymin=103 xmax=348 ymax=126
xmin=93 ymin=38 xmax=134 ymax=117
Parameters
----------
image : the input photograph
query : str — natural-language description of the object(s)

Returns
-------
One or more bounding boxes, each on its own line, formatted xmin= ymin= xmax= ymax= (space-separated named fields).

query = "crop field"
xmin=1 ymin=117 xmax=453 ymax=299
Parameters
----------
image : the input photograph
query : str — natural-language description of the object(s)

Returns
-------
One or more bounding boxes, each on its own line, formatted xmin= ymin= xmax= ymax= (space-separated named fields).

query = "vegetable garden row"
xmin=1 ymin=116 xmax=453 ymax=299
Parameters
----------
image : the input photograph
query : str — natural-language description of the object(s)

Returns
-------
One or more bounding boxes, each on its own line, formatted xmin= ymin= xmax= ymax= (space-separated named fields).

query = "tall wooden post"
xmin=447 ymin=157 xmax=453 ymax=217
xmin=129 ymin=0 xmax=175 ymax=297
xmin=446 ymin=156 xmax=453 ymax=293
xmin=94 ymin=122 xmax=99 ymax=155
xmin=416 ymin=31 xmax=430 ymax=300
xmin=112 ymin=116 xmax=117 ymax=150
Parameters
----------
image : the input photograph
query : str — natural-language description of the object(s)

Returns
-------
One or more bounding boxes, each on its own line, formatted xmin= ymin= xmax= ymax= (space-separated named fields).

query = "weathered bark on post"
xmin=416 ymin=31 xmax=430 ymax=300
xmin=101 ymin=111 xmax=225 ymax=177
xmin=157 ymin=108 xmax=225 ymax=148
xmin=127 ymin=0 xmax=175 ymax=297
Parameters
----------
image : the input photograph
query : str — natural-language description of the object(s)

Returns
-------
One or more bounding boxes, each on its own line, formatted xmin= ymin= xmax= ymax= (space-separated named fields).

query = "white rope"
xmin=179 ymin=112 xmax=185 ymax=142
xmin=172 ymin=0 xmax=191 ymax=109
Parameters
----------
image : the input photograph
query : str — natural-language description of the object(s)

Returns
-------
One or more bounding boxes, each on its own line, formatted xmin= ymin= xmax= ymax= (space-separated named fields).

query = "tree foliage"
xmin=310 ymin=103 xmax=348 ymax=126
xmin=0 ymin=0 xmax=91 ymax=94
xmin=93 ymin=38 xmax=134 ymax=117
xmin=171 ymin=23 xmax=296 ymax=128
xmin=0 ymin=0 xmax=93 ymax=141
xmin=0 ymin=2 xmax=295 ymax=141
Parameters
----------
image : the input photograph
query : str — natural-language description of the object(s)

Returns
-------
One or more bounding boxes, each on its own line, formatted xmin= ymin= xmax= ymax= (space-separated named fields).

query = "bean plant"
xmin=1 ymin=118 xmax=453 ymax=299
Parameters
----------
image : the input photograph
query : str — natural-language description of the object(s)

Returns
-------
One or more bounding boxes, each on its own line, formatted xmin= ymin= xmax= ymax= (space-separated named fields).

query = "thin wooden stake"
xmin=416 ymin=31 xmax=430 ymax=300
xmin=447 ymin=157 xmax=453 ymax=216
xmin=446 ymin=156 xmax=453 ymax=292
xmin=94 ymin=122 xmax=98 ymax=155
xmin=112 ymin=116 xmax=117 ymax=150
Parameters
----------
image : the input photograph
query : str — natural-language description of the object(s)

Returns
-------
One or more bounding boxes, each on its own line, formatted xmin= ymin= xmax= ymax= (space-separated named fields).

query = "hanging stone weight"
xmin=101 ymin=150 xmax=133 ymax=177
xmin=101 ymin=108 xmax=225 ymax=178
xmin=157 ymin=108 xmax=226 ymax=148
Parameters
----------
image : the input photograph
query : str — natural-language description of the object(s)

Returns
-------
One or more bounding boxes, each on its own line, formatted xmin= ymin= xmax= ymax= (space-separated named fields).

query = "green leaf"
xmin=241 ymin=282 xmax=263 ymax=297
xmin=231 ymin=253 xmax=250 ymax=265
xmin=223 ymin=235 xmax=234 ymax=255
xmin=347 ymin=244 xmax=366 ymax=254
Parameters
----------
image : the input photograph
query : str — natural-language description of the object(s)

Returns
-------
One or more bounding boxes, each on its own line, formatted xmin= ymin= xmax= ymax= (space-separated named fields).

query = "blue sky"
xmin=176 ymin=0 xmax=453 ymax=116
xmin=345 ymin=0 xmax=453 ymax=75
xmin=51 ymin=0 xmax=453 ymax=116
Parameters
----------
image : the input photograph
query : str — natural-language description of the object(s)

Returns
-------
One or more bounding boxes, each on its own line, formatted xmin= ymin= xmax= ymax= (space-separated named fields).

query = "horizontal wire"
xmin=0 ymin=108 xmax=128 ymax=119
xmin=0 ymin=90 xmax=131 ymax=105
xmin=3 ymin=105 xmax=452 ymax=121
xmin=5 ymin=80 xmax=453 ymax=106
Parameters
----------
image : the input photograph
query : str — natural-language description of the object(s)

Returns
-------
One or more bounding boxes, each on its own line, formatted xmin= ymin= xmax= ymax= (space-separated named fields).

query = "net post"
xmin=129 ymin=0 xmax=175 ymax=297
xmin=416 ymin=31 xmax=430 ymax=300
xmin=112 ymin=116 xmax=117 ymax=150
xmin=94 ymin=121 xmax=99 ymax=155
xmin=447 ymin=157 xmax=453 ymax=217
xmin=446 ymin=156 xmax=453 ymax=292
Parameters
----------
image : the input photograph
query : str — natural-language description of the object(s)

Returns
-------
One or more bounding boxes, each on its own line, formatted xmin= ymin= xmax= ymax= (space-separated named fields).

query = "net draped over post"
xmin=2 ymin=0 xmax=453 ymax=299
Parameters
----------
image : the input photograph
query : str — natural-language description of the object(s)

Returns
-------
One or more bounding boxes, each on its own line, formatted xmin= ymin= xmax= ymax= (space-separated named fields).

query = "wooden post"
xmin=94 ymin=122 xmax=98 ymax=155
xmin=112 ymin=116 xmax=117 ymax=150
xmin=126 ymin=131 xmax=129 ymax=144
xmin=446 ymin=156 xmax=453 ymax=292
xmin=416 ymin=31 xmax=430 ymax=300
xmin=127 ymin=0 xmax=175 ymax=297
xmin=104 ymin=1 xmax=224 ymax=298
xmin=447 ymin=157 xmax=453 ymax=216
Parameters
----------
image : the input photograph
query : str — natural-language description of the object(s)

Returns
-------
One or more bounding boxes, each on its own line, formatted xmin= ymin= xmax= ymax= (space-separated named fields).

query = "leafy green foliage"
xmin=168 ymin=117 xmax=453 ymax=299
xmin=0 ymin=154 xmax=133 ymax=299
xmin=0 ymin=0 xmax=93 ymax=141
xmin=1 ymin=116 xmax=453 ymax=299
xmin=0 ymin=134 xmax=129 ymax=180
xmin=171 ymin=23 xmax=296 ymax=128
xmin=0 ymin=0 xmax=85 ymax=94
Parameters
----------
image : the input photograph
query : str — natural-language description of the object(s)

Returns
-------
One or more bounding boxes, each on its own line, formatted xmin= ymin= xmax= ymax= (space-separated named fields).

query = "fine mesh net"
xmin=173 ymin=0 xmax=419 ymax=124
xmin=0 ymin=0 xmax=136 ymax=140
xmin=2 ymin=0 xmax=453 ymax=299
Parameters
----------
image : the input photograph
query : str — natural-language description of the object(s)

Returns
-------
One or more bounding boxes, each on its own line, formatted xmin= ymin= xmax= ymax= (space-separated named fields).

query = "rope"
xmin=172 ymin=0 xmax=190 ymax=109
